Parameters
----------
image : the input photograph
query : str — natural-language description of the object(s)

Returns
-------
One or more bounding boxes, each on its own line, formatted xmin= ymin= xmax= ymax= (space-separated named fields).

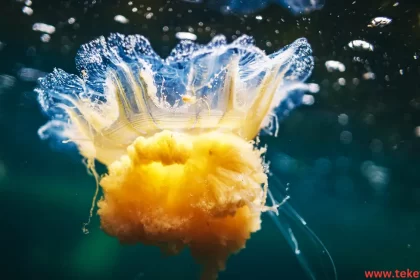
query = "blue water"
xmin=0 ymin=0 xmax=419 ymax=279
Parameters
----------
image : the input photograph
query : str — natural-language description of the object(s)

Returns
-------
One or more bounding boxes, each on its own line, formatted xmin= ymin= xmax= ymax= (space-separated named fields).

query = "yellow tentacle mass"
xmin=98 ymin=131 xmax=267 ymax=279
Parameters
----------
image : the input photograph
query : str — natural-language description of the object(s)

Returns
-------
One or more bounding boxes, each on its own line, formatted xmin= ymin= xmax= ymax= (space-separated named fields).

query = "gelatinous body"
xmin=37 ymin=34 xmax=314 ymax=165
xmin=36 ymin=34 xmax=324 ymax=279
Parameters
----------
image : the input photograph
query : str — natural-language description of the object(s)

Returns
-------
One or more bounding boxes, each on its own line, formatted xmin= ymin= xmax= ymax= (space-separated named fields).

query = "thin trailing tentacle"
xmin=267 ymin=174 xmax=338 ymax=280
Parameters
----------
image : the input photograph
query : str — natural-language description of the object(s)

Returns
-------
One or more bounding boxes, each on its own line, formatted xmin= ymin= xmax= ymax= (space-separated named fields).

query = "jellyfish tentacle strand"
xmin=267 ymin=175 xmax=338 ymax=280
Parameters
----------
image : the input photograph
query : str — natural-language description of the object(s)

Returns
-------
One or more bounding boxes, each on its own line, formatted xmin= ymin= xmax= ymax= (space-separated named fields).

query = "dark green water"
xmin=0 ymin=0 xmax=419 ymax=279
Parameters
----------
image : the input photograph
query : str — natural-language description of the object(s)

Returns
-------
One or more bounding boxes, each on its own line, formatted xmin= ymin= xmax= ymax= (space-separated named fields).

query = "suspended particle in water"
xmin=363 ymin=113 xmax=375 ymax=125
xmin=368 ymin=17 xmax=392 ymax=28
xmin=145 ymin=12 xmax=154 ymax=19
xmin=414 ymin=126 xmax=420 ymax=137
xmin=348 ymin=40 xmax=374 ymax=51
xmin=363 ymin=72 xmax=376 ymax=80
xmin=22 ymin=6 xmax=33 ymax=15
xmin=302 ymin=94 xmax=315 ymax=105
xmin=40 ymin=34 xmax=51 ymax=43
xmin=340 ymin=131 xmax=352 ymax=144
xmin=325 ymin=60 xmax=345 ymax=72
xmin=32 ymin=23 xmax=56 ymax=34
xmin=360 ymin=161 xmax=389 ymax=193
xmin=352 ymin=78 xmax=360 ymax=86
xmin=114 ymin=15 xmax=129 ymax=24
xmin=175 ymin=32 xmax=197 ymax=41
xmin=338 ymin=113 xmax=349 ymax=126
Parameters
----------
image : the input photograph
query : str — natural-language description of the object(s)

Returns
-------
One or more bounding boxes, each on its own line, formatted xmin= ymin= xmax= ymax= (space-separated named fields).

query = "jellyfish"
xmin=36 ymin=33 xmax=335 ymax=280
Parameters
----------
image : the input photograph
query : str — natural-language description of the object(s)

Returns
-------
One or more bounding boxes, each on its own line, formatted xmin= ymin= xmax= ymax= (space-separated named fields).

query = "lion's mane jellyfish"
xmin=36 ymin=34 xmax=332 ymax=279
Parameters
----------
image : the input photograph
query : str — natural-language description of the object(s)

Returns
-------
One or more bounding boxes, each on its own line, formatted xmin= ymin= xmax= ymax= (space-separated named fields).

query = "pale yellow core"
xmin=97 ymin=130 xmax=268 ymax=279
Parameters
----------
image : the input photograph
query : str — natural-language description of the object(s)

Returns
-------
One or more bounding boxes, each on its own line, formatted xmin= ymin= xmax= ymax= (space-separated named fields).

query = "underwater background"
xmin=0 ymin=0 xmax=419 ymax=279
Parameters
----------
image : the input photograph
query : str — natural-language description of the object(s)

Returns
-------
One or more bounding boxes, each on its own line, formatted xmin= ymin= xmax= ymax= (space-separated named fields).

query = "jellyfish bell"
xmin=36 ymin=33 xmax=335 ymax=280
xmin=37 ymin=33 xmax=315 ymax=164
